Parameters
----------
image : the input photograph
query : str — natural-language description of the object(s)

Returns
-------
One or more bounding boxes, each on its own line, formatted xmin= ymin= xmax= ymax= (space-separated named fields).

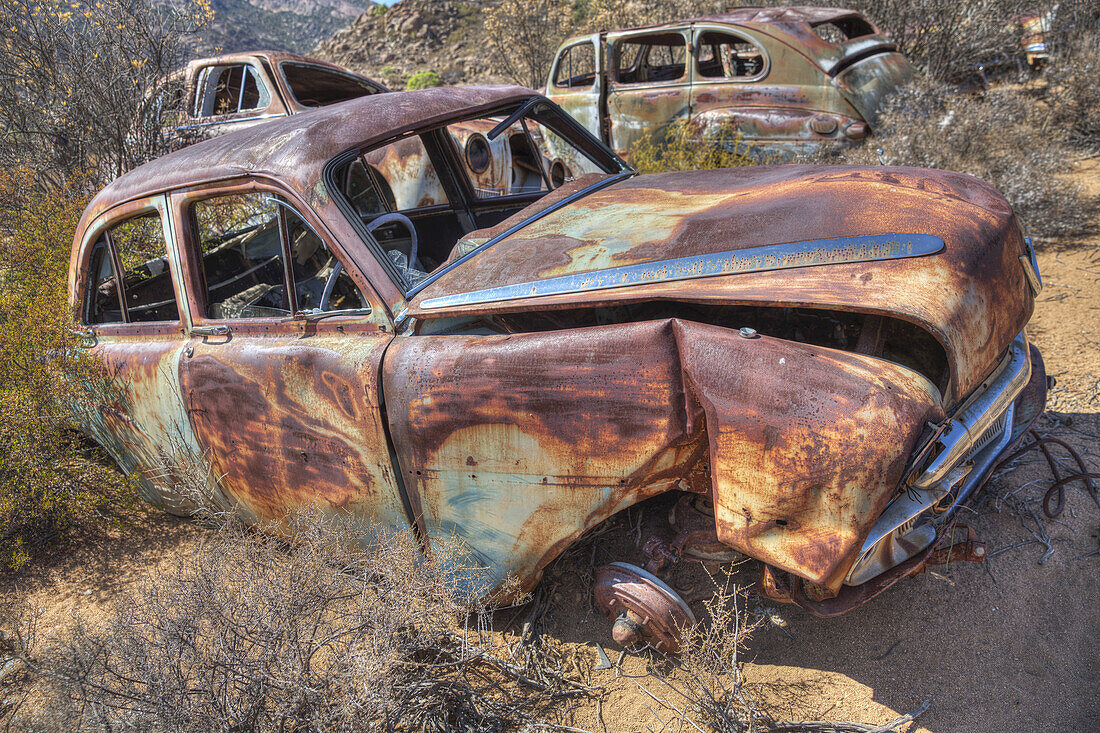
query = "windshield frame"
xmin=324 ymin=96 xmax=634 ymax=299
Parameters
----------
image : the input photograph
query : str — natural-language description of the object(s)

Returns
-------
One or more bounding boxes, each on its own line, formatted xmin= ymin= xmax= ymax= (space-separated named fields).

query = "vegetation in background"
xmin=0 ymin=0 xmax=212 ymax=193
xmin=0 ymin=0 xmax=199 ymax=568
xmin=483 ymin=0 xmax=572 ymax=89
xmin=1045 ymin=30 xmax=1100 ymax=152
xmin=405 ymin=69 xmax=444 ymax=90
xmin=629 ymin=120 xmax=758 ymax=174
xmin=806 ymin=74 xmax=1093 ymax=240
xmin=0 ymin=170 xmax=135 ymax=570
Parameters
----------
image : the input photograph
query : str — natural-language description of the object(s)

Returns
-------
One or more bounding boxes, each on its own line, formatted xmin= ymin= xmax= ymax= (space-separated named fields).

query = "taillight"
xmin=809 ymin=115 xmax=838 ymax=135
xmin=844 ymin=121 xmax=869 ymax=140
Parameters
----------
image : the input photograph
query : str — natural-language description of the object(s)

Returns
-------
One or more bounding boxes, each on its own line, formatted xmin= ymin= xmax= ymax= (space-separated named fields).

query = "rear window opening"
xmin=280 ymin=62 xmax=383 ymax=108
xmin=812 ymin=17 xmax=877 ymax=45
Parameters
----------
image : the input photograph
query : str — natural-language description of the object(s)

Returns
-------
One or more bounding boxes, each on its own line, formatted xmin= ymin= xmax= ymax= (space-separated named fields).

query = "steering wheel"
xmin=319 ymin=213 xmax=421 ymax=311
xmin=367 ymin=212 xmax=421 ymax=270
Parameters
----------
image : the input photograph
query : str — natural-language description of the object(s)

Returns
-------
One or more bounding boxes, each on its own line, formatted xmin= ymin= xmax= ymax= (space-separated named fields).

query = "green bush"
xmin=405 ymin=70 xmax=443 ymax=90
xmin=628 ymin=119 xmax=758 ymax=174
xmin=0 ymin=170 xmax=135 ymax=570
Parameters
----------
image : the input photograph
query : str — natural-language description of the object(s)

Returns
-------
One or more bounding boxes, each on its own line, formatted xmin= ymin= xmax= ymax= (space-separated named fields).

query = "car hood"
xmin=408 ymin=166 xmax=1034 ymax=401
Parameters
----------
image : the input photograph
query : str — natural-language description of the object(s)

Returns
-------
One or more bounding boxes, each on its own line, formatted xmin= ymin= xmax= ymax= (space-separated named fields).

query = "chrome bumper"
xmin=846 ymin=332 xmax=1032 ymax=585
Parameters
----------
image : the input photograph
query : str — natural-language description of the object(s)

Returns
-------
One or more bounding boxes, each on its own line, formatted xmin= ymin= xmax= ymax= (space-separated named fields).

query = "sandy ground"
xmin=3 ymin=167 xmax=1098 ymax=732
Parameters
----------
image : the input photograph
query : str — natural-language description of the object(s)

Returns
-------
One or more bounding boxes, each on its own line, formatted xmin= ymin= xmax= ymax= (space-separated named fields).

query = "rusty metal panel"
xmin=833 ymin=52 xmax=916 ymax=125
xmin=382 ymin=319 xmax=696 ymax=593
xmin=409 ymin=165 xmax=1034 ymax=403
xmin=382 ymin=317 xmax=942 ymax=596
xmin=671 ymin=319 xmax=942 ymax=588
xmin=179 ymin=330 xmax=409 ymax=529
xmin=71 ymin=336 xmax=204 ymax=515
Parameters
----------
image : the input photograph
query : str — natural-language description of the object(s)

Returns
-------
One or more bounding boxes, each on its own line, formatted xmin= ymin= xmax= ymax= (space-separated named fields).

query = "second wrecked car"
xmin=546 ymin=6 xmax=914 ymax=158
xmin=70 ymin=86 xmax=1046 ymax=652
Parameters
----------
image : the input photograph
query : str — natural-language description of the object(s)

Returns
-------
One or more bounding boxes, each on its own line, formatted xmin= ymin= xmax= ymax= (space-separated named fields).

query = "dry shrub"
xmin=629 ymin=119 xmax=759 ymax=174
xmin=0 ymin=0 xmax=212 ymax=192
xmin=0 ymin=170 xmax=135 ymax=571
xmin=4 ymin=508 xmax=589 ymax=731
xmin=805 ymin=76 xmax=1090 ymax=241
xmin=484 ymin=0 xmax=727 ymax=88
xmin=1045 ymin=31 xmax=1100 ymax=151
xmin=577 ymin=0 xmax=726 ymax=31
xmin=630 ymin=572 xmax=927 ymax=732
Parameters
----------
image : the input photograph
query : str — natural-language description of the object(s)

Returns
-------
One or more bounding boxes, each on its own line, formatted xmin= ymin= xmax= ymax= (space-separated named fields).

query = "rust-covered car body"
xmin=158 ymin=51 xmax=388 ymax=146
xmin=546 ymin=6 xmax=914 ymax=158
xmin=69 ymin=86 xmax=1046 ymax=622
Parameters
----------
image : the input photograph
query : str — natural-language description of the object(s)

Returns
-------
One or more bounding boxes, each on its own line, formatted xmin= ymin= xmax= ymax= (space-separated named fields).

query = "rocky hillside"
xmin=201 ymin=0 xmax=380 ymax=54
xmin=313 ymin=0 xmax=510 ymax=90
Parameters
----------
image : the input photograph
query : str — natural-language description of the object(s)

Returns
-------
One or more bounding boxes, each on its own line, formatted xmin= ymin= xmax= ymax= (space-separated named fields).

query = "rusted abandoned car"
xmin=70 ymin=85 xmax=1047 ymax=652
xmin=157 ymin=51 xmax=387 ymax=145
xmin=157 ymin=52 xmax=548 ymax=200
xmin=546 ymin=6 xmax=914 ymax=157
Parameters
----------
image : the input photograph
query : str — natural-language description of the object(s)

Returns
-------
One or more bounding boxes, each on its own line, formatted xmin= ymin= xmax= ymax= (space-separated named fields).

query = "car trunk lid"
xmin=830 ymin=49 xmax=915 ymax=125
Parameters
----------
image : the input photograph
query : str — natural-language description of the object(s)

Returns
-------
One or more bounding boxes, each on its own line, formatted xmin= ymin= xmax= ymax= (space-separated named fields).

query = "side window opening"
xmin=85 ymin=242 xmax=123 ymax=325
xmin=84 ymin=212 xmax=180 ymax=325
xmin=286 ymin=208 xmax=367 ymax=312
xmin=812 ymin=17 xmax=876 ymax=45
xmin=195 ymin=64 xmax=270 ymax=117
xmin=615 ymin=32 xmax=687 ymax=84
xmin=696 ymin=31 xmax=766 ymax=79
xmin=553 ymin=43 xmax=596 ymax=89
xmin=192 ymin=192 xmax=366 ymax=320
xmin=280 ymin=63 xmax=382 ymax=107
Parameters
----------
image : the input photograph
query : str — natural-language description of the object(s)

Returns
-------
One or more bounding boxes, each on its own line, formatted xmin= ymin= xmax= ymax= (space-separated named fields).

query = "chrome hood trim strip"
xmin=420 ymin=233 xmax=944 ymax=310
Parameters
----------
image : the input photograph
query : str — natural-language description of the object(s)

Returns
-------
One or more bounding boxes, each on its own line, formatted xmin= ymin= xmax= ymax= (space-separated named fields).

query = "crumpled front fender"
xmin=385 ymin=317 xmax=944 ymax=598
xmin=673 ymin=320 xmax=944 ymax=590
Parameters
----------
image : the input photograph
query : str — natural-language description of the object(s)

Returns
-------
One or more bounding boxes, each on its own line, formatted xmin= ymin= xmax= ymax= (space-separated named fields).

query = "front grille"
xmin=965 ymin=408 xmax=1009 ymax=461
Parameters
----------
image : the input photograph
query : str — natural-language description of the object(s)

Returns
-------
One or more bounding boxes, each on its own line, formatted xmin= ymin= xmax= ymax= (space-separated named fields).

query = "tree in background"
xmin=0 ymin=0 xmax=214 ymax=567
xmin=0 ymin=0 xmax=213 ymax=194
xmin=484 ymin=1 xmax=728 ymax=89
xmin=483 ymin=0 xmax=571 ymax=89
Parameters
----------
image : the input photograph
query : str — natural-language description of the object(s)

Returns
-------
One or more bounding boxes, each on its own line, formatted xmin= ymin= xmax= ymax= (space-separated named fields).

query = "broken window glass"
xmin=193 ymin=193 xmax=290 ymax=319
xmin=696 ymin=32 xmax=767 ymax=79
xmin=84 ymin=212 xmax=179 ymax=325
xmin=280 ymin=63 xmax=382 ymax=107
xmin=85 ymin=241 xmax=123 ymax=325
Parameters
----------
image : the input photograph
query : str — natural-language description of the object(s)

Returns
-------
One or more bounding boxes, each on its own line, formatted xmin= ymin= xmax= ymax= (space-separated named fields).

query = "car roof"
xmin=185 ymin=50 xmax=352 ymax=74
xmin=609 ymin=6 xmax=873 ymax=33
xmin=81 ymin=85 xmax=537 ymax=227
xmin=581 ymin=6 xmax=888 ymax=75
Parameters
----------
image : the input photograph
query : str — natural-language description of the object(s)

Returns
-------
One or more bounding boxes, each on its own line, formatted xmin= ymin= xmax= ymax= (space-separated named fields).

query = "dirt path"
xmin=4 ymin=171 xmax=1098 ymax=732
